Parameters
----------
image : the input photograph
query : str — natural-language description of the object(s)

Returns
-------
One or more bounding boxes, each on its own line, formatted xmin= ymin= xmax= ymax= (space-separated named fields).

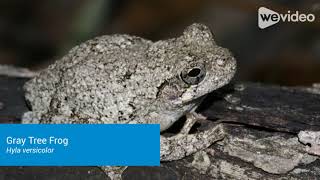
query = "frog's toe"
xmin=160 ymin=123 xmax=225 ymax=161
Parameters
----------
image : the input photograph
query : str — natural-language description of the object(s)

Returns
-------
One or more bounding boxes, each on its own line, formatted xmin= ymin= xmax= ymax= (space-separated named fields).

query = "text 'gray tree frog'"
xmin=22 ymin=23 xmax=236 ymax=178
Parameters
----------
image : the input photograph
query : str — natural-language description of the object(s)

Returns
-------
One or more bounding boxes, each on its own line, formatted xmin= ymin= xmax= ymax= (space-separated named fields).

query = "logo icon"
xmin=258 ymin=7 xmax=316 ymax=29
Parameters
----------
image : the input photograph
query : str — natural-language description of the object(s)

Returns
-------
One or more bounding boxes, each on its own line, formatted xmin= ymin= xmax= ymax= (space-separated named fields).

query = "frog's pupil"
xmin=188 ymin=68 xmax=201 ymax=77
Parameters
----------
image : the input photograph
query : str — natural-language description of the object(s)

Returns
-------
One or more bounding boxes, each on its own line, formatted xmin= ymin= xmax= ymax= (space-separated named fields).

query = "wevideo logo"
xmin=258 ymin=7 xmax=316 ymax=29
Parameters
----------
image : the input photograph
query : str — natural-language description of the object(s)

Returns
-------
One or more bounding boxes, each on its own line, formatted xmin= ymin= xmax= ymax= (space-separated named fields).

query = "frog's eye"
xmin=180 ymin=64 xmax=206 ymax=85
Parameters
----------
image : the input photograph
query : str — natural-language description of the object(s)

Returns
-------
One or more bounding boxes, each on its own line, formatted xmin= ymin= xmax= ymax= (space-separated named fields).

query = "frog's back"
xmin=24 ymin=34 xmax=153 ymax=123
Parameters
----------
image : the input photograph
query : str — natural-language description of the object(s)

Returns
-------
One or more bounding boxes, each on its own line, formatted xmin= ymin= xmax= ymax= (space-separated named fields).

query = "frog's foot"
xmin=100 ymin=166 xmax=127 ymax=180
xmin=160 ymin=112 xmax=225 ymax=161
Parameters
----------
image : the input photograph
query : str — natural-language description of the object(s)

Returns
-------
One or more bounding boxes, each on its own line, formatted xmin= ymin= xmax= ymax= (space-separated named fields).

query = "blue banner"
xmin=0 ymin=124 xmax=160 ymax=166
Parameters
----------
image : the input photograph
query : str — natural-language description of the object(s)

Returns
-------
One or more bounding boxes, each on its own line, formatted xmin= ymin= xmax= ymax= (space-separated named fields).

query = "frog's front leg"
xmin=160 ymin=112 xmax=225 ymax=161
xmin=99 ymin=113 xmax=225 ymax=179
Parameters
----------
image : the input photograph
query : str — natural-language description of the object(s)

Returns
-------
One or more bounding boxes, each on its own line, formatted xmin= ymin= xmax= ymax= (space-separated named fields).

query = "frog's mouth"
xmin=178 ymin=84 xmax=210 ymax=105
xmin=180 ymin=93 xmax=207 ymax=107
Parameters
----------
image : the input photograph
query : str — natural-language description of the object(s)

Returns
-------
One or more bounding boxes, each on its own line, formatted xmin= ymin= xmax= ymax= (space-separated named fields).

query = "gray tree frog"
xmin=22 ymin=23 xmax=236 ymax=179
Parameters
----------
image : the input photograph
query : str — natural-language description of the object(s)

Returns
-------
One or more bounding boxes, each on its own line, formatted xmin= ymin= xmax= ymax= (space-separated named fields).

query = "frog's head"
xmin=158 ymin=23 xmax=236 ymax=106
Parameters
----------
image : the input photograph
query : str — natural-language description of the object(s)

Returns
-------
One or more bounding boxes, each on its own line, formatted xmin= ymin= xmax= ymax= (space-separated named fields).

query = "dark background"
xmin=1 ymin=0 xmax=320 ymax=86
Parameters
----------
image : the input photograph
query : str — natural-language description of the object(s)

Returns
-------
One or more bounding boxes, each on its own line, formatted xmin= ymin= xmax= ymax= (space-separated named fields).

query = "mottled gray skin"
xmin=23 ymin=23 xmax=236 ymax=179
xmin=23 ymin=23 xmax=236 ymax=132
